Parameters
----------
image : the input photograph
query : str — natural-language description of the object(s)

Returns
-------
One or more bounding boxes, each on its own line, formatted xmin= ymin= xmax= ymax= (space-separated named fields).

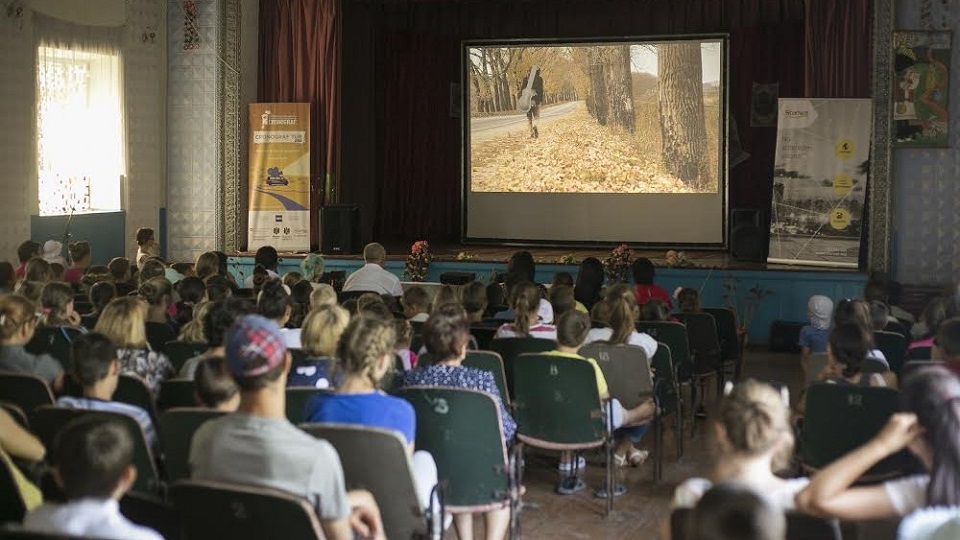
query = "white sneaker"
xmin=557 ymin=455 xmax=586 ymax=472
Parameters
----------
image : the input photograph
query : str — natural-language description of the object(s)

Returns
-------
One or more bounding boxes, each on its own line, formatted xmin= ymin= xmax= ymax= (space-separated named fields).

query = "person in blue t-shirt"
xmin=304 ymin=315 xmax=437 ymax=508
xmin=799 ymin=295 xmax=833 ymax=381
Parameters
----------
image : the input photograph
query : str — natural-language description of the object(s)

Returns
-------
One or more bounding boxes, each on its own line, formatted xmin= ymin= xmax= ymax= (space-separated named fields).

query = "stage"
xmin=228 ymin=244 xmax=867 ymax=345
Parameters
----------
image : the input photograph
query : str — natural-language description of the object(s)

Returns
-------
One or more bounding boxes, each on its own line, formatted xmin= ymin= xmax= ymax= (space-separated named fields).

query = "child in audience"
xmin=22 ymin=416 xmax=163 ymax=540
xmin=402 ymin=304 xmax=513 ymax=540
xmin=139 ymin=277 xmax=178 ymax=348
xmin=402 ymin=285 xmax=430 ymax=322
xmin=507 ymin=250 xmax=547 ymax=298
xmin=94 ymin=297 xmax=174 ymax=396
xmin=135 ymin=227 xmax=160 ymax=270
xmin=107 ymin=257 xmax=135 ymax=297
xmin=57 ymin=332 xmax=158 ymax=451
xmin=39 ymin=281 xmax=85 ymax=330
xmin=796 ymin=365 xmax=960 ymax=519
xmin=174 ymin=276 xmax=206 ymax=330
xmin=0 ymin=295 xmax=64 ymax=392
xmin=282 ymin=271 xmax=303 ymax=287
xmin=584 ymin=284 xmax=658 ymax=358
xmin=289 ymin=305 xmax=350 ymax=388
xmin=394 ymin=317 xmax=417 ymax=371
xmin=257 ymin=280 xmax=299 ymax=348
xmin=799 ymin=295 xmax=833 ymax=380
xmin=485 ymin=282 xmax=508 ymax=318
xmin=462 ymin=281 xmax=488 ymax=323
xmin=552 ymin=272 xmax=588 ymax=314
xmin=309 ymin=283 xmax=338 ymax=310
xmin=194 ymin=357 xmax=239 ymax=411
xmin=677 ymin=287 xmax=701 ymax=313
xmin=304 ymin=316 xmax=438 ymax=508
xmin=494 ymin=281 xmax=557 ymax=340
xmin=640 ymin=299 xmax=673 ymax=322
xmin=548 ymin=284 xmax=578 ymax=321
xmin=41 ymin=240 xmax=66 ymax=266
xmin=687 ymin=482 xmax=786 ymax=540
xmin=179 ymin=298 xmax=251 ymax=379
xmin=15 ymin=240 xmax=41 ymax=279
xmin=64 ymin=241 xmax=91 ymax=284
xmin=672 ymin=380 xmax=805 ymax=510
xmin=83 ymin=281 xmax=117 ymax=329
xmin=933 ymin=318 xmax=960 ymax=376
xmin=177 ymin=301 xmax=212 ymax=343
xmin=194 ymin=252 xmax=220 ymax=282
xmin=288 ymin=280 xmax=313 ymax=329
xmin=834 ymin=298 xmax=887 ymax=365
xmin=204 ymin=274 xmax=233 ymax=302
xmin=814 ymin=322 xmax=894 ymax=388
xmin=300 ymin=253 xmax=326 ymax=285
xmin=49 ymin=263 xmax=65 ymax=282
xmin=138 ymin=259 xmax=166 ymax=286
xmin=550 ymin=312 xmax=657 ymax=487
xmin=24 ymin=258 xmax=53 ymax=284
xmin=632 ymin=257 xmax=672 ymax=308
xmin=15 ymin=280 xmax=44 ymax=303
xmin=431 ymin=284 xmax=461 ymax=313
xmin=911 ymin=297 xmax=948 ymax=352
xmin=242 ymin=246 xmax=281 ymax=289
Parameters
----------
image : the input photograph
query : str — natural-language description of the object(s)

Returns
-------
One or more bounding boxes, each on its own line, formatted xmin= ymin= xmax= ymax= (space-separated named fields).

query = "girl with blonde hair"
xmin=94 ymin=297 xmax=174 ymax=396
xmin=584 ymin=284 xmax=657 ymax=358
xmin=287 ymin=305 xmax=350 ymax=389
xmin=494 ymin=281 xmax=557 ymax=340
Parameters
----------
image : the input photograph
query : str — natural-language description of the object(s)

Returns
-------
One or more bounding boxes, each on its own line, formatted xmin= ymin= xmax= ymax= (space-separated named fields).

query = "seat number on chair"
xmin=231 ymin=501 xmax=248 ymax=520
xmin=847 ymin=394 xmax=863 ymax=407
xmin=429 ymin=397 xmax=449 ymax=414
xmin=549 ymin=365 xmax=558 ymax=376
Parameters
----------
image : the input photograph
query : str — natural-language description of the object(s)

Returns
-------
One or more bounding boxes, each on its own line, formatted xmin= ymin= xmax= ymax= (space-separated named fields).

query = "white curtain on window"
xmin=35 ymin=14 xmax=125 ymax=216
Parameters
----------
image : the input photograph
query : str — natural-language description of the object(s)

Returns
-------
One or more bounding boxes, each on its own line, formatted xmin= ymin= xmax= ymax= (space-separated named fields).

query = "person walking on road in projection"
xmin=517 ymin=66 xmax=544 ymax=139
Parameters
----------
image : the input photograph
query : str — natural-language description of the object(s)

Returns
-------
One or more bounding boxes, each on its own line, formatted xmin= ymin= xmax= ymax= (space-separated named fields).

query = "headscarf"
xmin=807 ymin=295 xmax=833 ymax=330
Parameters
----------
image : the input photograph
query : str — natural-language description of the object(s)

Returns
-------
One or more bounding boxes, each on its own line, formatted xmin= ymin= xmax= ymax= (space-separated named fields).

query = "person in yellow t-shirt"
xmin=0 ymin=407 xmax=44 ymax=511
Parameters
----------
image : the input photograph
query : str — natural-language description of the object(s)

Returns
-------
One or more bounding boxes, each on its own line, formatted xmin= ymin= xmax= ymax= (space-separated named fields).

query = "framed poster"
xmin=892 ymin=31 xmax=951 ymax=147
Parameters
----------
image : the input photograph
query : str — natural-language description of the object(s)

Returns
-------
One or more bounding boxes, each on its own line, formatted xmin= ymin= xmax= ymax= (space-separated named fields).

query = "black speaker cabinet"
xmin=320 ymin=205 xmax=360 ymax=255
xmin=730 ymin=208 xmax=768 ymax=262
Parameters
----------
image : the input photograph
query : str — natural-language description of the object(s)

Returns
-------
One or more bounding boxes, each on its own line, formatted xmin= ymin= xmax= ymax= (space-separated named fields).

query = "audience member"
xmin=22 ymin=416 xmax=163 ymax=540
xmin=677 ymin=287 xmax=702 ymax=313
xmin=0 ymin=261 xmax=15 ymax=293
xmin=49 ymin=262 xmax=65 ymax=281
xmin=39 ymin=281 xmax=84 ymax=330
xmin=686 ymin=482 xmax=786 ymax=540
xmin=139 ymin=277 xmax=177 ymax=348
xmin=300 ymin=253 xmax=326 ymax=285
xmin=799 ymin=295 xmax=833 ymax=380
xmin=138 ymin=259 xmax=166 ymax=286
xmin=401 ymin=304 xmax=513 ymax=539
xmin=289 ymin=305 xmax=350 ymax=388
xmin=933 ymin=318 xmax=960 ymax=376
xmin=632 ymin=257 xmax=672 ymax=308
xmin=64 ymin=241 xmax=91 ymax=284
xmin=174 ymin=276 xmax=206 ymax=329
xmin=494 ymin=281 xmax=557 ymax=340
xmin=548 ymin=284 xmax=577 ymax=321
xmin=211 ymin=251 xmax=239 ymax=288
xmin=462 ymin=281 xmax=488 ymax=323
xmin=94 ymin=297 xmax=174 ymax=395
xmin=204 ymin=274 xmax=233 ymax=302
xmin=834 ymin=298 xmax=887 ymax=365
xmin=135 ymin=228 xmax=159 ymax=270
xmin=189 ymin=314 xmax=385 ymax=540
xmin=288 ymin=279 xmax=313 ymax=329
xmin=640 ymin=299 xmax=673 ymax=322
xmin=194 ymin=251 xmax=220 ymax=282
xmin=242 ymin=246 xmax=281 ymax=288
xmin=14 ymin=280 xmax=44 ymax=303
xmin=309 ymin=283 xmax=338 ymax=310
xmin=797 ymin=365 xmax=960 ymax=519
xmin=431 ymin=284 xmax=460 ymax=313
xmin=402 ymin=286 xmax=430 ymax=322
xmin=0 ymin=294 xmax=64 ymax=392
xmin=0 ymin=407 xmax=44 ymax=511
xmin=304 ymin=316 xmax=438 ymax=508
xmin=179 ymin=297 xmax=250 ymax=379
xmin=485 ymin=283 xmax=507 ymax=318
xmin=911 ymin=297 xmax=948 ymax=352
xmin=864 ymin=278 xmax=915 ymax=325
xmin=671 ymin=380 xmax=803 ymax=510
xmin=393 ymin=317 xmax=417 ymax=371
xmin=176 ymin=301 xmax=212 ymax=343
xmin=107 ymin=257 xmax=135 ymax=296
xmin=342 ymin=242 xmax=403 ymax=296
xmin=57 ymin=332 xmax=158 ymax=451
xmin=15 ymin=240 xmax=41 ymax=279
xmin=83 ymin=281 xmax=116 ymax=329
xmin=24 ymin=258 xmax=53 ymax=284
xmin=815 ymin=322 xmax=894 ymax=388
xmin=194 ymin=357 xmax=239 ymax=411
xmin=41 ymin=240 xmax=66 ymax=266
xmin=257 ymin=280 xmax=300 ymax=348
xmin=507 ymin=250 xmax=547 ymax=298
xmin=171 ymin=262 xmax=194 ymax=278
xmin=584 ymin=284 xmax=657 ymax=358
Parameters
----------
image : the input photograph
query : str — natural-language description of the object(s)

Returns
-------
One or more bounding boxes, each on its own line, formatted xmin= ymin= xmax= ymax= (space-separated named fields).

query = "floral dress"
xmin=117 ymin=348 xmax=175 ymax=396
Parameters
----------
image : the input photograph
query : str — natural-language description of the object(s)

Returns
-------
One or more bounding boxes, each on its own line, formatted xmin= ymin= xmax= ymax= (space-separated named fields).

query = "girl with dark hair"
xmin=584 ymin=284 xmax=657 ymax=358
xmin=39 ymin=282 xmax=84 ymax=330
xmin=507 ymin=251 xmax=547 ymax=298
xmin=815 ymin=322 xmax=892 ymax=388
xmin=174 ymin=276 xmax=206 ymax=330
xmin=574 ymin=257 xmax=604 ymax=311
xmin=493 ymin=281 xmax=557 ymax=340
xmin=834 ymin=298 xmax=888 ymax=367
xmin=257 ymin=279 xmax=300 ymax=349
xmin=797 ymin=365 xmax=960 ymax=519
xmin=631 ymin=258 xmax=673 ymax=309
xmin=677 ymin=287 xmax=701 ymax=313
xmin=910 ymin=297 xmax=948 ymax=353
xmin=64 ymin=241 xmax=91 ymax=284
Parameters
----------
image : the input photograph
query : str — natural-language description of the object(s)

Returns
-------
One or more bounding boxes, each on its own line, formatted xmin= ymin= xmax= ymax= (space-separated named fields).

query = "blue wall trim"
xmin=227 ymin=256 xmax=867 ymax=344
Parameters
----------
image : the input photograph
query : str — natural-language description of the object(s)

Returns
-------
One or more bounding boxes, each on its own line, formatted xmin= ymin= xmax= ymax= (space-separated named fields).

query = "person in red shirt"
xmin=632 ymin=257 xmax=673 ymax=309
xmin=14 ymin=240 xmax=40 ymax=279
xmin=63 ymin=241 xmax=92 ymax=284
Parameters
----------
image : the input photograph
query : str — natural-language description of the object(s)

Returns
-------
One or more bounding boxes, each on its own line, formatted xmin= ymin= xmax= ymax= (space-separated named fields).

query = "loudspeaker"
xmin=730 ymin=208 xmax=767 ymax=262
xmin=320 ymin=205 xmax=360 ymax=255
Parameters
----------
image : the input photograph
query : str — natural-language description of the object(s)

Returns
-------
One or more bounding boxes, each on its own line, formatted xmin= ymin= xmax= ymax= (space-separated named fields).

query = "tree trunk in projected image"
xmin=657 ymin=42 xmax=709 ymax=187
xmin=587 ymin=47 xmax=608 ymax=125
xmin=605 ymin=45 xmax=635 ymax=133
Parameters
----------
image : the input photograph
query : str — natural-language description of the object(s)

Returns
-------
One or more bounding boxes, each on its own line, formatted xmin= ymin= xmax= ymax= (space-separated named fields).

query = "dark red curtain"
xmin=804 ymin=0 xmax=873 ymax=97
xmin=259 ymin=0 xmax=341 ymax=250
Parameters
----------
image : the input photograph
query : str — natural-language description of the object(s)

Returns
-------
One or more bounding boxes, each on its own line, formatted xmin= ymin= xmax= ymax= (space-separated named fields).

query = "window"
xmin=37 ymin=45 xmax=124 ymax=216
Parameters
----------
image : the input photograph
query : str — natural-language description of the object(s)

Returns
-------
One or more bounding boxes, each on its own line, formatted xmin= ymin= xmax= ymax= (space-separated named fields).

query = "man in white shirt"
xmin=242 ymin=245 xmax=281 ymax=288
xmin=342 ymin=242 xmax=403 ymax=296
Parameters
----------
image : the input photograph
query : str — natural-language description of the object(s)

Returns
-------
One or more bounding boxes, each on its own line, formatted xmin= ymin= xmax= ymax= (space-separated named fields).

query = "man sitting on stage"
xmin=342 ymin=243 xmax=404 ymax=297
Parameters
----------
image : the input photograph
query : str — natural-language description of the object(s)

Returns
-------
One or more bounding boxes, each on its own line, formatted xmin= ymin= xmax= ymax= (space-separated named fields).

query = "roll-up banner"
xmin=767 ymin=98 xmax=872 ymax=268
xmin=248 ymin=103 xmax=311 ymax=252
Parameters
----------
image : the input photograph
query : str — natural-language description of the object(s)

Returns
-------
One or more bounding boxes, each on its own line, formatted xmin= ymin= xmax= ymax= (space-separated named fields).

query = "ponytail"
xmin=0 ymin=295 xmax=35 ymax=341
xmin=510 ymin=281 xmax=540 ymax=337
xmin=902 ymin=367 xmax=960 ymax=506
xmin=608 ymin=295 xmax=635 ymax=344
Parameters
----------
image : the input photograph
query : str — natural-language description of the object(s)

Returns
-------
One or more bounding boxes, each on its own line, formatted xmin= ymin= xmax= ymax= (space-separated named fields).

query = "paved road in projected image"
xmin=469 ymin=101 xmax=579 ymax=142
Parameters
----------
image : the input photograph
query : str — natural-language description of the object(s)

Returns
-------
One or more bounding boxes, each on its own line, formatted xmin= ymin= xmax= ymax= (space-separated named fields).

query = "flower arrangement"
xmin=603 ymin=244 xmax=633 ymax=284
xmin=721 ymin=274 xmax=774 ymax=336
xmin=559 ymin=253 xmax=577 ymax=265
xmin=664 ymin=249 xmax=696 ymax=268
xmin=404 ymin=240 xmax=432 ymax=282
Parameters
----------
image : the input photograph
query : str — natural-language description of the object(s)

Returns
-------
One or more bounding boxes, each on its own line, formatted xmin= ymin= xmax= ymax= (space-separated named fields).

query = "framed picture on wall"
xmin=892 ymin=31 xmax=951 ymax=148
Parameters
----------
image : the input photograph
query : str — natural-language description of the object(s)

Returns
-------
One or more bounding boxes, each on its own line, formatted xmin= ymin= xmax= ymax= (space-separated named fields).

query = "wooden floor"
xmin=456 ymin=349 xmax=897 ymax=540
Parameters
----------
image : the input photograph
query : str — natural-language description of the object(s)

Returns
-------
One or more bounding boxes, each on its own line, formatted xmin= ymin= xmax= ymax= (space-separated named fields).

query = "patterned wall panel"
xmin=894 ymin=0 xmax=960 ymax=285
xmin=166 ymin=0 xmax=221 ymax=262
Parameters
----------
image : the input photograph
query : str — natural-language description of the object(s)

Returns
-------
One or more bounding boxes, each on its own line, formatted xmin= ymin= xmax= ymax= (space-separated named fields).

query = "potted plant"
xmin=404 ymin=240 xmax=432 ymax=282
xmin=603 ymin=244 xmax=633 ymax=284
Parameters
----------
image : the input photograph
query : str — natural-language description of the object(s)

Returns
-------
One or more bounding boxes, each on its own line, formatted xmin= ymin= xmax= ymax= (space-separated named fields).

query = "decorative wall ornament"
xmin=868 ymin=0 xmax=894 ymax=274
xmin=891 ymin=31 xmax=951 ymax=148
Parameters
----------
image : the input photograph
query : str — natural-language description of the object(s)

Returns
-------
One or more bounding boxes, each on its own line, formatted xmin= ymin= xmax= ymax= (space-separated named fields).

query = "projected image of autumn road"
xmin=467 ymin=41 xmax=722 ymax=194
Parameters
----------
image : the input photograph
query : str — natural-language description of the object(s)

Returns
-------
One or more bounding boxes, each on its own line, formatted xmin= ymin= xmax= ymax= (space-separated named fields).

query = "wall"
xmin=0 ymin=0 xmax=166 ymax=262
xmin=893 ymin=0 xmax=960 ymax=285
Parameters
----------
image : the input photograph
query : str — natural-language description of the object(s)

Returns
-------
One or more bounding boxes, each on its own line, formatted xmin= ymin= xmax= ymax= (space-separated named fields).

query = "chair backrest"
xmin=396 ymin=386 xmax=510 ymax=510
xmin=31 ymin=406 xmax=160 ymax=495
xmin=463 ymin=351 xmax=510 ymax=406
xmin=285 ymin=388 xmax=332 ymax=424
xmin=488 ymin=337 xmax=556 ymax=398
xmin=145 ymin=323 xmax=177 ymax=354
xmin=511 ymin=353 xmax=606 ymax=448
xmin=861 ymin=357 xmax=890 ymax=375
xmin=908 ymin=346 xmax=932 ymax=361
xmin=805 ymin=353 xmax=831 ymax=387
xmin=673 ymin=312 xmax=721 ymax=371
xmin=470 ymin=326 xmax=499 ymax=351
xmin=670 ymin=508 xmax=841 ymax=540
xmin=163 ymin=341 xmax=207 ymax=373
xmin=170 ymin=480 xmax=324 ymax=540
xmin=0 ymin=372 xmax=55 ymax=420
xmin=651 ymin=342 xmax=681 ymax=417
xmin=158 ymin=408 xmax=227 ymax=483
xmin=301 ymin=423 xmax=426 ymax=539
xmin=636 ymin=322 xmax=692 ymax=380
xmin=800 ymin=384 xmax=907 ymax=477
xmin=157 ymin=379 xmax=198 ymax=411
xmin=900 ymin=360 xmax=945 ymax=381
xmin=702 ymin=307 xmax=741 ymax=361
xmin=119 ymin=491 xmax=182 ymax=540
xmin=874 ymin=331 xmax=907 ymax=377
xmin=114 ymin=375 xmax=159 ymax=427
xmin=25 ymin=327 xmax=82 ymax=370
xmin=578 ymin=343 xmax=653 ymax=409
xmin=0 ymin=448 xmax=27 ymax=524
